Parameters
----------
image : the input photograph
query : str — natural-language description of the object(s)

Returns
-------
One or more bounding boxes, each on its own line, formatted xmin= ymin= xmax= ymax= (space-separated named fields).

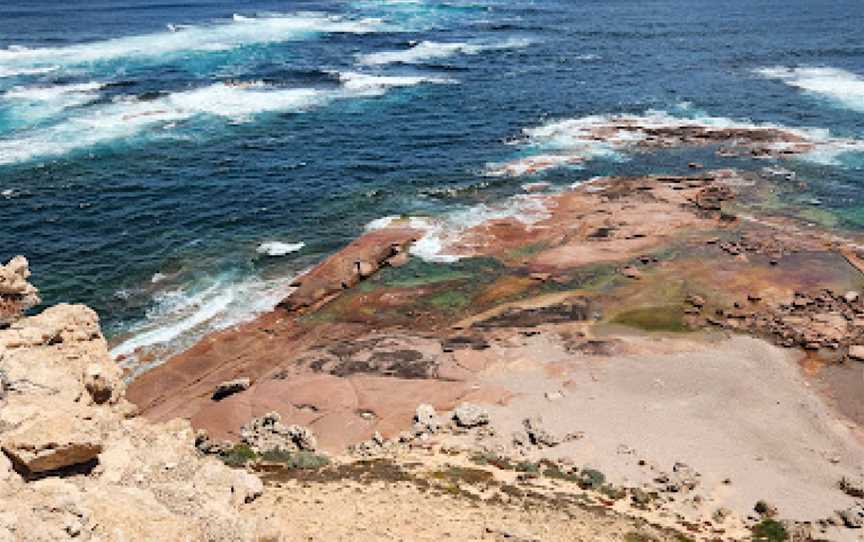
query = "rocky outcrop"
xmin=453 ymin=403 xmax=489 ymax=428
xmin=0 ymin=256 xmax=40 ymax=326
xmin=0 ymin=279 xmax=266 ymax=540
xmin=212 ymin=377 xmax=251 ymax=401
xmin=240 ymin=412 xmax=318 ymax=453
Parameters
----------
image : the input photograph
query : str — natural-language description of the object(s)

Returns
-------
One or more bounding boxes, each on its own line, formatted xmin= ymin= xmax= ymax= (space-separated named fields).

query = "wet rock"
xmin=413 ymin=403 xmax=440 ymax=434
xmin=212 ymin=377 xmax=251 ymax=401
xmin=240 ymin=412 xmax=317 ymax=453
xmin=452 ymin=403 xmax=489 ymax=428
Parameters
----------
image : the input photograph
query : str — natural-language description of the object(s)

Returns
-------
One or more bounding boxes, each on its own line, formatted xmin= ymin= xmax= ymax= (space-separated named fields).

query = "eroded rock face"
xmin=0 ymin=293 xmax=266 ymax=541
xmin=0 ymin=256 xmax=40 ymax=327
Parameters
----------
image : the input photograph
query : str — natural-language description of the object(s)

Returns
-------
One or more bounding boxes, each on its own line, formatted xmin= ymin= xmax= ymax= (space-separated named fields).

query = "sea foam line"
xmin=487 ymin=109 xmax=864 ymax=176
xmin=0 ymin=13 xmax=382 ymax=78
xmin=755 ymin=66 xmax=864 ymax=113
xmin=357 ymin=37 xmax=531 ymax=66
xmin=0 ymin=73 xmax=451 ymax=166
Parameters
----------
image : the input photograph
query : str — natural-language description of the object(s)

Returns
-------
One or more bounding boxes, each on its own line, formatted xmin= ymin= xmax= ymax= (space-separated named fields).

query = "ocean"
xmin=1 ymin=0 xmax=862 ymax=366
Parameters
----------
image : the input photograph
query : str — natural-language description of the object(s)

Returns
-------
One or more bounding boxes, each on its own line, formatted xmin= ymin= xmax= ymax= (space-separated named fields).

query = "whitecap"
xmin=755 ymin=66 xmax=864 ymax=113
xmin=0 ymin=13 xmax=382 ymax=76
xmin=357 ymin=37 xmax=531 ymax=66
xmin=336 ymin=71 xmax=455 ymax=94
xmin=257 ymin=241 xmax=306 ymax=256
xmin=0 ymin=83 xmax=328 ymax=165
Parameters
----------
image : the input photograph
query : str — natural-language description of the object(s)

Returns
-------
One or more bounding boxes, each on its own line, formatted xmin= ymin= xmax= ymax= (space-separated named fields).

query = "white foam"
xmin=0 ymin=65 xmax=59 ymax=79
xmin=0 ymin=70 xmax=453 ymax=165
xmin=357 ymin=38 xmax=531 ymax=66
xmin=2 ymin=82 xmax=103 ymax=123
xmin=488 ymin=109 xmax=864 ymax=176
xmin=0 ymin=83 xmax=329 ymax=165
xmin=366 ymin=194 xmax=551 ymax=263
xmin=336 ymin=71 xmax=455 ymax=93
xmin=0 ymin=13 xmax=382 ymax=75
xmin=257 ymin=241 xmax=306 ymax=256
xmin=756 ymin=66 xmax=864 ymax=113
xmin=111 ymin=272 xmax=299 ymax=373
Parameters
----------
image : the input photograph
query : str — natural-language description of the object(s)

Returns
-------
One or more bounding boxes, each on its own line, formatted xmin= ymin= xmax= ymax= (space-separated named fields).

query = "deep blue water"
xmin=1 ymin=0 xmax=862 ymax=364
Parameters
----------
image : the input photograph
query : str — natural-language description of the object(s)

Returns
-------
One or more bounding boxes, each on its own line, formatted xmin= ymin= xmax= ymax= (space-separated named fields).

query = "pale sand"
xmin=473 ymin=333 xmax=864 ymax=530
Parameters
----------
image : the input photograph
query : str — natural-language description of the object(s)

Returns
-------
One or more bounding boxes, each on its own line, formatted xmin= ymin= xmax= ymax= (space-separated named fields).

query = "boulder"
xmin=1 ymin=412 xmax=102 ymax=474
xmin=839 ymin=504 xmax=864 ymax=529
xmin=83 ymin=363 xmax=119 ymax=405
xmin=240 ymin=412 xmax=317 ymax=453
xmin=850 ymin=345 xmax=864 ymax=362
xmin=413 ymin=403 xmax=440 ymax=434
xmin=212 ymin=378 xmax=251 ymax=401
xmin=523 ymin=416 xmax=561 ymax=447
xmin=452 ymin=403 xmax=489 ymax=428
xmin=840 ymin=475 xmax=864 ymax=498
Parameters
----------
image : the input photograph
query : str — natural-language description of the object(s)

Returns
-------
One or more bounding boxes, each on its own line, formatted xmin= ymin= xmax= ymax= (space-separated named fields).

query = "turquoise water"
xmin=1 ymin=0 xmax=862 ymax=362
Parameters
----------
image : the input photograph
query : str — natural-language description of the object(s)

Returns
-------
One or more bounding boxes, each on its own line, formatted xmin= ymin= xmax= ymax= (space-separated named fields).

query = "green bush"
xmin=219 ymin=444 xmax=257 ymax=467
xmin=751 ymin=519 xmax=788 ymax=542
xmin=260 ymin=449 xmax=330 ymax=470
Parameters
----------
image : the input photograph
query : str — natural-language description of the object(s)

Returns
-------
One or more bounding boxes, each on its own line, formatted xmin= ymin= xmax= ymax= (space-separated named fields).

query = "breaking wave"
xmin=366 ymin=194 xmax=550 ymax=263
xmin=111 ymin=271 xmax=299 ymax=375
xmin=357 ymin=37 xmax=531 ymax=65
xmin=755 ymin=66 xmax=864 ymax=113
xmin=0 ymin=13 xmax=382 ymax=76
xmin=0 ymin=73 xmax=452 ymax=165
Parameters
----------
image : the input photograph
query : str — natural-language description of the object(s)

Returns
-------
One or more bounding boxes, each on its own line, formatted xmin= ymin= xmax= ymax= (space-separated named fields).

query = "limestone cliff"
xmin=0 ymin=258 xmax=263 ymax=541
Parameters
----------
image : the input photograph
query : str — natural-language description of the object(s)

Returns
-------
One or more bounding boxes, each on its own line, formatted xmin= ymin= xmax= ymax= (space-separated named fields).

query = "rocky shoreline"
xmin=7 ymin=122 xmax=864 ymax=540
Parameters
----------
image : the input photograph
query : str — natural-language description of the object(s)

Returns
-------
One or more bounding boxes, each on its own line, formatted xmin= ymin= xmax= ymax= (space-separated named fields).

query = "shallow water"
xmin=1 ymin=0 xmax=862 ymax=363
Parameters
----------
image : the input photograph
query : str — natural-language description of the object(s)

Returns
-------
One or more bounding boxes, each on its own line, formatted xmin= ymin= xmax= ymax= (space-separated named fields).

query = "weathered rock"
xmin=452 ymin=403 xmax=489 ymax=428
xmin=83 ymin=363 xmax=117 ymax=405
xmin=0 ymin=256 xmax=40 ymax=326
xmin=845 ymin=291 xmax=860 ymax=304
xmin=212 ymin=377 xmax=251 ymax=401
xmin=523 ymin=416 xmax=561 ymax=447
xmin=850 ymin=345 xmax=864 ymax=362
xmin=839 ymin=504 xmax=864 ymax=528
xmin=240 ymin=412 xmax=317 ymax=453
xmin=413 ymin=403 xmax=440 ymax=434
xmin=1 ymin=412 xmax=103 ymax=474
xmin=840 ymin=475 xmax=864 ymax=498
xmin=655 ymin=462 xmax=699 ymax=493
xmin=754 ymin=499 xmax=778 ymax=518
